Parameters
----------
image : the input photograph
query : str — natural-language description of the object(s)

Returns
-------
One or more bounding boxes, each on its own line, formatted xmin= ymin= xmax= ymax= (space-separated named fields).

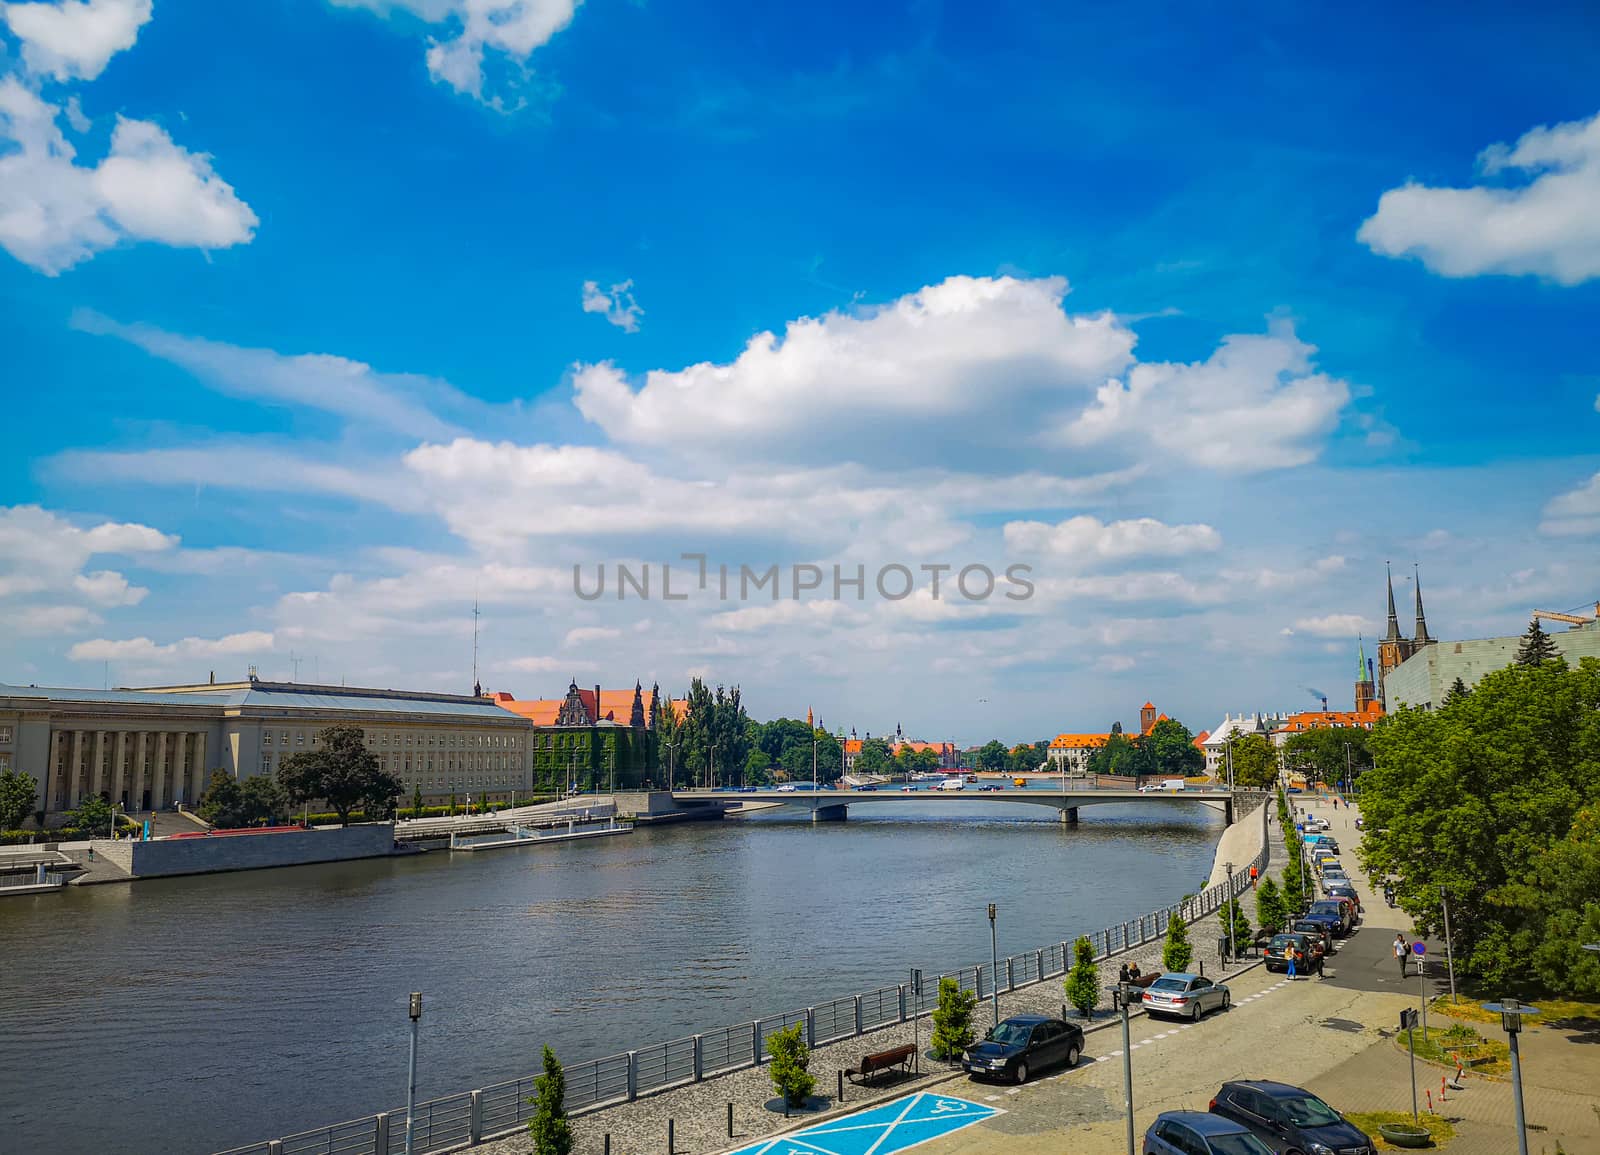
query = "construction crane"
xmin=1532 ymin=603 xmax=1600 ymax=629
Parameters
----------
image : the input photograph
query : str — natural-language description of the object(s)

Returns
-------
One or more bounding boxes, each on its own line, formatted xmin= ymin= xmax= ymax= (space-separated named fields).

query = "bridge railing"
xmin=217 ymin=801 xmax=1270 ymax=1155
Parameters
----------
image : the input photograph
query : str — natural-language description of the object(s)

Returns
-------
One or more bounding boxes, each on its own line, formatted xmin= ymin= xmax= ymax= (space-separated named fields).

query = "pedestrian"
xmin=1394 ymin=933 xmax=1408 ymax=977
xmin=1119 ymin=962 xmax=1131 ymax=984
xmin=1287 ymin=948 xmax=1298 ymax=981
xmin=1129 ymin=961 xmax=1142 ymax=982
xmin=1249 ymin=864 xmax=1259 ymax=886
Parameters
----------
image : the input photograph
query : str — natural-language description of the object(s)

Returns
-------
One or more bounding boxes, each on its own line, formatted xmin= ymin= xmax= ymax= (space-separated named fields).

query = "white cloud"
xmin=582 ymin=279 xmax=642 ymax=332
xmin=563 ymin=625 xmax=620 ymax=646
xmin=1291 ymin=613 xmax=1371 ymax=638
xmin=0 ymin=80 xmax=256 ymax=274
xmin=1003 ymin=515 xmax=1221 ymax=563
xmin=1358 ymin=110 xmax=1600 ymax=285
xmin=72 ymin=311 xmax=473 ymax=439
xmin=9 ymin=604 xmax=104 ymax=635
xmin=1 ymin=0 xmax=151 ymax=81
xmin=499 ymin=655 xmax=590 ymax=673
xmin=72 ymin=569 xmax=148 ymax=606
xmin=572 ymin=275 xmax=1136 ymax=464
xmin=1541 ymin=471 xmax=1600 ymax=537
xmin=1058 ymin=323 xmax=1350 ymax=472
xmin=330 ymin=0 xmax=579 ymax=105
xmin=68 ymin=630 xmax=275 ymax=662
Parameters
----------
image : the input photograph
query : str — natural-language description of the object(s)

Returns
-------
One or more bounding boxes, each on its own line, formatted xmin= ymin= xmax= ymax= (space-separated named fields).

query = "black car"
xmin=961 ymin=1014 xmax=1083 ymax=1084
xmin=1210 ymin=1079 xmax=1374 ymax=1154
xmin=1289 ymin=919 xmax=1334 ymax=957
xmin=1263 ymin=932 xmax=1315 ymax=974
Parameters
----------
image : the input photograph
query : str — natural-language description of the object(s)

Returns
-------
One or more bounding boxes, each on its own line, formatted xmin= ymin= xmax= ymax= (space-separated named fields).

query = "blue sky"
xmin=2 ymin=0 xmax=1598 ymax=743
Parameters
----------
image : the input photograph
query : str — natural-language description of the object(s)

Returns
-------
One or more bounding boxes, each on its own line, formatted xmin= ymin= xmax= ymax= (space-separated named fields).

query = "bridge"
xmin=669 ymin=787 xmax=1253 ymax=824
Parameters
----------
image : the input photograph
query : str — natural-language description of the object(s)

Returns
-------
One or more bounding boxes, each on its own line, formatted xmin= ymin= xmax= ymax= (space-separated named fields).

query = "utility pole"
xmin=1441 ymin=887 xmax=1458 ymax=1004
xmin=404 ymin=992 xmax=422 ymax=1155
xmin=1116 ymin=982 xmax=1136 ymax=1155
xmin=471 ymin=599 xmax=480 ymax=694
xmin=988 ymin=903 xmax=1000 ymax=1027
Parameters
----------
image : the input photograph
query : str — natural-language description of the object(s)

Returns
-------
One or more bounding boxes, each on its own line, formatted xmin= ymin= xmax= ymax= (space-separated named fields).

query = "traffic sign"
xmin=1412 ymin=941 xmax=1426 ymax=956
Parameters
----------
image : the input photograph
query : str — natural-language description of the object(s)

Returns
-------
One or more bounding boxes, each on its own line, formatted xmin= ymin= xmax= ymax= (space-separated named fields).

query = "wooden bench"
xmin=845 ymin=1042 xmax=916 ymax=1085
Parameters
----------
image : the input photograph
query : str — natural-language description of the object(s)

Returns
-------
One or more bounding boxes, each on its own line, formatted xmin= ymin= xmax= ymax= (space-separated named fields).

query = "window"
xmin=0 ymin=726 xmax=12 ymax=744
xmin=296 ymin=732 xmax=305 ymax=746
xmin=263 ymin=731 xmax=273 ymax=746
xmin=0 ymin=754 xmax=10 ymax=772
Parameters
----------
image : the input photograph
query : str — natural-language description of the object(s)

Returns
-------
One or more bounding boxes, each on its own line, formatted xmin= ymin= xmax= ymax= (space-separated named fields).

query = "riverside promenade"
xmin=469 ymin=799 xmax=1276 ymax=1155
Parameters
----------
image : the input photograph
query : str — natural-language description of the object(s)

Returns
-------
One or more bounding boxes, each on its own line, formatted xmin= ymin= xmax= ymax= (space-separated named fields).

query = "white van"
xmin=937 ymin=776 xmax=966 ymax=791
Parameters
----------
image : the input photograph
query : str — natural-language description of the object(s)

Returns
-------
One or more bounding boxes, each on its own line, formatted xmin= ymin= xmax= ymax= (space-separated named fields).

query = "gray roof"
xmin=0 ymin=683 xmax=527 ymax=721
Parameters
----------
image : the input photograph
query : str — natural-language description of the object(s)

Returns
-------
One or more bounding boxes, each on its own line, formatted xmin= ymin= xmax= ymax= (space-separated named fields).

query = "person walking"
xmin=1394 ymin=933 xmax=1408 ymax=978
xmin=1287 ymin=947 xmax=1298 ymax=981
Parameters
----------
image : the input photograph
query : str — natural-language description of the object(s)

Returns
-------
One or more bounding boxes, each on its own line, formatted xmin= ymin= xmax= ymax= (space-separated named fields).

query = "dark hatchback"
xmin=961 ymin=1014 xmax=1083 ymax=1084
xmin=1211 ymin=1079 xmax=1374 ymax=1155
xmin=1145 ymin=1110 xmax=1273 ymax=1155
xmin=1303 ymin=899 xmax=1351 ymax=937
xmin=1263 ymin=932 xmax=1313 ymax=973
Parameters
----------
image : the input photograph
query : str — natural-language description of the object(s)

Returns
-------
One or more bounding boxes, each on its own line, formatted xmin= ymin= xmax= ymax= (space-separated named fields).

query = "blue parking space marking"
xmin=724 ymin=1091 xmax=1002 ymax=1155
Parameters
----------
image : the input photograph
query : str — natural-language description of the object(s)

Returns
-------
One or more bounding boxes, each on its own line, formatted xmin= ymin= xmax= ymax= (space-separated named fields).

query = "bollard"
xmin=603 ymin=1136 xmax=610 ymax=1155
xmin=668 ymin=1117 xmax=675 ymax=1155
xmin=838 ymin=1070 xmax=844 ymax=1103
xmin=1198 ymin=960 xmax=1204 ymax=978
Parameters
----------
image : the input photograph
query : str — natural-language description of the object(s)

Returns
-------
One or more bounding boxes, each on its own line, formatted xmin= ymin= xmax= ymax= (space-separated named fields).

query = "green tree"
xmin=976 ymin=740 xmax=1010 ymax=773
xmin=1228 ymin=734 xmax=1278 ymax=789
xmin=0 ymin=768 xmax=40 ymax=830
xmin=198 ymin=768 xmax=244 ymax=827
xmin=525 ymin=1045 xmax=574 ymax=1155
xmin=1499 ymin=806 xmax=1600 ymax=997
xmin=930 ymin=976 xmax=978 ymax=1058
xmin=746 ymin=747 xmax=775 ymax=785
xmin=1514 ymin=617 xmax=1561 ymax=666
xmin=1145 ymin=719 xmax=1204 ymax=779
xmin=239 ymin=774 xmax=289 ymax=825
xmin=277 ymin=725 xmax=402 ymax=826
xmin=1281 ymin=727 xmax=1370 ymax=787
xmin=853 ymin=738 xmax=893 ymax=777
xmin=65 ymin=794 xmax=115 ymax=837
xmin=1218 ymin=897 xmax=1251 ymax=954
xmin=766 ymin=1021 xmax=815 ymax=1107
xmin=1063 ymin=935 xmax=1100 ymax=1018
xmin=1442 ymin=677 xmax=1471 ymax=708
xmin=411 ymin=786 xmax=423 ymax=818
xmin=1362 ymin=658 xmax=1600 ymax=991
xmin=1087 ymin=732 xmax=1153 ymax=777
xmin=1161 ymin=913 xmax=1193 ymax=972
xmin=1255 ymin=876 xmax=1287 ymax=934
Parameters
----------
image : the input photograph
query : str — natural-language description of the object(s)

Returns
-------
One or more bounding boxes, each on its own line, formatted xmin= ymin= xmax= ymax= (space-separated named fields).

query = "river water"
xmin=0 ymin=798 xmax=1222 ymax=1154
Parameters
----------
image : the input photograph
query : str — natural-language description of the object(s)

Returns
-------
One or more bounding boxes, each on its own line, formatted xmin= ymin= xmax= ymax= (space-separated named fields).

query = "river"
xmin=0 ymin=797 xmax=1223 ymax=1154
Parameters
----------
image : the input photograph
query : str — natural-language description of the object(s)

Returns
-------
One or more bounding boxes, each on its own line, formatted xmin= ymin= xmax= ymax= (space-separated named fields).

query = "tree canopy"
xmin=1281 ymin=726 xmax=1371 ymax=787
xmin=1144 ymin=719 xmax=1204 ymax=779
xmin=277 ymin=725 xmax=402 ymax=826
xmin=1360 ymin=656 xmax=1600 ymax=994
xmin=0 ymin=768 xmax=37 ymax=829
xmin=1228 ymin=734 xmax=1278 ymax=789
xmin=1514 ymin=617 xmax=1561 ymax=666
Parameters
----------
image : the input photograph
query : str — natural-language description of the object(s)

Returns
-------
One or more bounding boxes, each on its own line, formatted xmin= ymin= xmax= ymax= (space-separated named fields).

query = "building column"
xmin=69 ymin=730 xmax=85 ymax=808
xmin=47 ymin=730 xmax=65 ymax=815
xmin=152 ymin=732 xmax=169 ymax=808
xmin=190 ymin=731 xmax=208 ymax=804
xmin=91 ymin=730 xmax=107 ymax=799
xmin=112 ymin=732 xmax=129 ymax=807
xmin=133 ymin=732 xmax=149 ymax=811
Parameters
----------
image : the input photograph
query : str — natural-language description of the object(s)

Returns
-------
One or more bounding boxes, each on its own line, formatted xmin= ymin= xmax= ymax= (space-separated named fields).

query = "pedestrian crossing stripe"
xmin=722 ymin=1091 xmax=1003 ymax=1155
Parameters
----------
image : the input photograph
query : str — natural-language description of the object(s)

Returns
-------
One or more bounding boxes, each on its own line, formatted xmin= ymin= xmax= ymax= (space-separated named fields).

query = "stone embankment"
xmin=473 ymin=801 xmax=1280 ymax=1155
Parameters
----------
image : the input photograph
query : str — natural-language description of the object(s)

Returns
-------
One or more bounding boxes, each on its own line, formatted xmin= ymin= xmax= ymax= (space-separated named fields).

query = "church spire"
xmin=1384 ymin=562 xmax=1402 ymax=642
xmin=1357 ymin=635 xmax=1368 ymax=682
xmin=1413 ymin=565 xmax=1432 ymax=643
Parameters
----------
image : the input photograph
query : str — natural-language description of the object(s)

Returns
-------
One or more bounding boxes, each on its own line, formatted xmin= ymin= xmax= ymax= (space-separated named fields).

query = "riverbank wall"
xmin=219 ymin=795 xmax=1274 ymax=1155
xmin=88 ymin=823 xmax=396 ymax=881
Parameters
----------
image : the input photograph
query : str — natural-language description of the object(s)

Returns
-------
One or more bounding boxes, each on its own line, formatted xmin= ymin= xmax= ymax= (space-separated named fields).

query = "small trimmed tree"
xmin=199 ymin=769 xmax=244 ymax=827
xmin=526 ymin=1045 xmax=573 ymax=1155
xmin=65 ymin=795 xmax=115 ymax=837
xmin=0 ymin=768 xmax=39 ymax=830
xmin=1255 ymin=876 xmax=1287 ymax=934
xmin=766 ymin=1020 xmax=815 ymax=1107
xmin=1064 ymin=935 xmax=1100 ymax=1018
xmin=930 ymin=976 xmax=978 ymax=1059
xmin=1218 ymin=897 xmax=1252 ymax=955
xmin=1161 ymin=913 xmax=1193 ymax=973
xmin=411 ymin=786 xmax=423 ymax=819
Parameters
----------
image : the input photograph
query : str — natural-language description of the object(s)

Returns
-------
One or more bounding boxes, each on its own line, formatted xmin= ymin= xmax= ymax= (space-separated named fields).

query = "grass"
xmin=1430 ymin=993 xmax=1600 ymax=1030
xmin=1394 ymin=1022 xmax=1510 ymax=1076
xmin=1344 ymin=1110 xmax=1456 ymax=1150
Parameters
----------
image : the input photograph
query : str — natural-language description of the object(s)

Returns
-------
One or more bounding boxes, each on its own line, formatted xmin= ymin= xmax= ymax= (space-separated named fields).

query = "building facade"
xmin=489 ymin=680 xmax=680 ymax=793
xmin=1377 ymin=564 xmax=1434 ymax=707
xmin=1383 ymin=617 xmax=1600 ymax=711
xmin=0 ymin=678 xmax=536 ymax=821
xmin=1046 ymin=701 xmax=1172 ymax=774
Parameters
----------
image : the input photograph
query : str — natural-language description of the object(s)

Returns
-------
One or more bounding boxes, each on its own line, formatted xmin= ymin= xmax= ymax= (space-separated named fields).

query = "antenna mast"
xmin=471 ymin=599 xmax=481 ymax=695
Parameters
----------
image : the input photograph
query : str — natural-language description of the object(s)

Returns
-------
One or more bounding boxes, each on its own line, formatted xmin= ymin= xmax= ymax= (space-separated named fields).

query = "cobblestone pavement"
xmin=473 ymin=801 xmax=1279 ymax=1155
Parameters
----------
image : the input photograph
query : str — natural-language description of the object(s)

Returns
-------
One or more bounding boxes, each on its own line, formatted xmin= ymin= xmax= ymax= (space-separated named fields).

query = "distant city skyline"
xmin=3 ymin=2 xmax=1598 ymax=741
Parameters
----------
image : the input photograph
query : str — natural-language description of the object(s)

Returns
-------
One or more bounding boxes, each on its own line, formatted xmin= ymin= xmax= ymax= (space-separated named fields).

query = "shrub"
xmin=930 ymin=976 xmax=977 ymax=1059
xmin=1219 ymin=898 xmax=1252 ymax=954
xmin=1162 ymin=913 xmax=1193 ymax=973
xmin=526 ymin=1045 xmax=573 ymax=1155
xmin=766 ymin=1021 xmax=815 ymax=1107
xmin=1064 ymin=935 xmax=1100 ymax=1018
xmin=1255 ymin=877 xmax=1287 ymax=934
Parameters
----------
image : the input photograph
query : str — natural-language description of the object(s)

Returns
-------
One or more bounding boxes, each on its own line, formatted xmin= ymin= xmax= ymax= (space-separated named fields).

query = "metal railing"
xmin=0 ymin=870 xmax=64 ymax=888
xmin=218 ymin=797 xmax=1270 ymax=1155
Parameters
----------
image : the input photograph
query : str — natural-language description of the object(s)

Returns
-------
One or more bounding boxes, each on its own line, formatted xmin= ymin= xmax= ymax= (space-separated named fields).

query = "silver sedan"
xmin=1140 ymin=973 xmax=1231 ymax=1021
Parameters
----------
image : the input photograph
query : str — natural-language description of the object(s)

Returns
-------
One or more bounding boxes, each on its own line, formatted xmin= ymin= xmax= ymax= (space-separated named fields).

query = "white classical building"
xmin=0 ymin=678 xmax=535 ymax=821
xmin=1200 ymin=712 xmax=1291 ymax=776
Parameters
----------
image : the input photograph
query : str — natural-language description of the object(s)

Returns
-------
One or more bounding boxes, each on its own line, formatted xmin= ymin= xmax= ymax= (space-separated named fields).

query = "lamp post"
xmin=1224 ymin=862 xmax=1235 ymax=965
xmin=1440 ymin=886 xmax=1458 ymax=1004
xmin=988 ymin=903 xmax=999 ymax=1027
xmin=1483 ymin=999 xmax=1540 ymax=1155
xmin=1112 ymin=981 xmax=1137 ymax=1155
xmin=404 ymin=992 xmax=422 ymax=1155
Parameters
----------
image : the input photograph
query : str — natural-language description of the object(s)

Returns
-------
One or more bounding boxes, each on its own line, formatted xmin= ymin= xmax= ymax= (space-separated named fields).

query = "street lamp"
xmin=1111 ymin=981 xmax=1137 ymax=1155
xmin=1440 ymin=886 xmax=1458 ymax=1004
xmin=1482 ymin=998 xmax=1540 ymax=1155
xmin=987 ymin=903 xmax=999 ymax=1027
xmin=404 ymin=992 xmax=422 ymax=1155
xmin=1224 ymin=862 xmax=1236 ymax=966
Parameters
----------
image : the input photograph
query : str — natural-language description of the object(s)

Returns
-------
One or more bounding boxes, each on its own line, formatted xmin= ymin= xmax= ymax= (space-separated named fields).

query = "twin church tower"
xmin=1355 ymin=564 xmax=1433 ymax=713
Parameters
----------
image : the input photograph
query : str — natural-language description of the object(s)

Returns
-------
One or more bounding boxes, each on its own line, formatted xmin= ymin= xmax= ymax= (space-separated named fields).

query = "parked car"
xmin=1289 ymin=919 xmax=1334 ymax=958
xmin=1263 ymin=932 xmax=1315 ymax=974
xmin=851 ymin=784 xmax=878 ymax=791
xmin=977 ymin=783 xmax=1003 ymax=791
xmin=1145 ymin=1110 xmax=1275 ymax=1155
xmin=1210 ymin=1079 xmax=1375 ymax=1155
xmin=1141 ymin=973 xmax=1231 ymax=1021
xmin=961 ymin=1014 xmax=1083 ymax=1084
xmin=1304 ymin=899 xmax=1351 ymax=937
xmin=1323 ymin=892 xmax=1360 ymax=926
